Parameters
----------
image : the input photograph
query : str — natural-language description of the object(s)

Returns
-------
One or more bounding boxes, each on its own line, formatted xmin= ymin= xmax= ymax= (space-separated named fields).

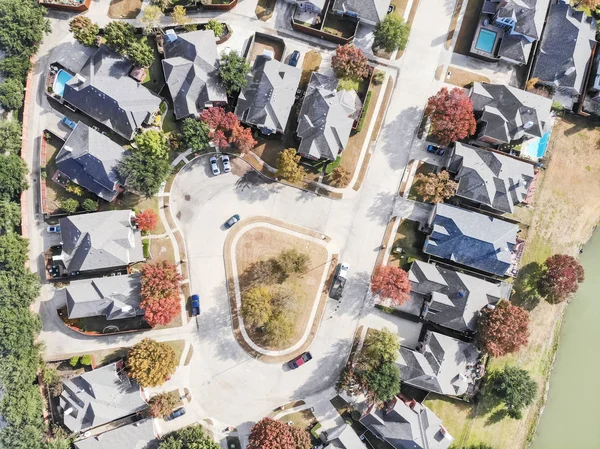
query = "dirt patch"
xmin=252 ymin=137 xmax=286 ymax=168
xmin=256 ymin=0 xmax=276 ymax=21
xmin=300 ymin=50 xmax=322 ymax=88
xmin=453 ymin=0 xmax=483 ymax=56
xmin=445 ymin=66 xmax=490 ymax=87
xmin=236 ymin=226 xmax=329 ymax=350
xmin=248 ymin=33 xmax=283 ymax=62
xmin=445 ymin=0 xmax=465 ymax=50
xmin=108 ymin=0 xmax=143 ymax=18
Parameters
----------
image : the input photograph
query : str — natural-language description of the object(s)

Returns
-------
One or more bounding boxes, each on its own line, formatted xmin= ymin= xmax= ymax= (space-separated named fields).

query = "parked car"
xmin=61 ymin=117 xmax=77 ymax=130
xmin=165 ymin=407 xmax=186 ymax=421
xmin=329 ymin=262 xmax=349 ymax=300
xmin=289 ymin=50 xmax=301 ymax=67
xmin=222 ymin=155 xmax=231 ymax=173
xmin=426 ymin=144 xmax=438 ymax=153
xmin=191 ymin=294 xmax=200 ymax=316
xmin=426 ymin=144 xmax=446 ymax=156
xmin=224 ymin=214 xmax=240 ymax=229
xmin=210 ymin=156 xmax=220 ymax=176
xmin=46 ymin=225 xmax=61 ymax=233
xmin=287 ymin=352 xmax=312 ymax=369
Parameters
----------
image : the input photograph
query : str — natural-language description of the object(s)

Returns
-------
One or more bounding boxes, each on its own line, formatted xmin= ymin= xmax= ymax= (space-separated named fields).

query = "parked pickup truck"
xmin=287 ymin=352 xmax=312 ymax=369
xmin=191 ymin=294 xmax=200 ymax=316
xmin=329 ymin=262 xmax=350 ymax=300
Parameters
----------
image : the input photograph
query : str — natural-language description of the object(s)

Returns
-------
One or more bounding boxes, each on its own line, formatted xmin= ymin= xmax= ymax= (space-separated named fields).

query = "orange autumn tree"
xmin=370 ymin=265 xmax=411 ymax=305
xmin=136 ymin=209 xmax=159 ymax=231
xmin=140 ymin=261 xmax=182 ymax=327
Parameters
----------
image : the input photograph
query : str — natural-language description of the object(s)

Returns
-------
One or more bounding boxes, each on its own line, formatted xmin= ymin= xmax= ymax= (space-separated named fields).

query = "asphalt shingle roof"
xmin=59 ymin=210 xmax=145 ymax=273
xmin=423 ymin=204 xmax=518 ymax=277
xmin=56 ymin=122 xmax=126 ymax=202
xmin=332 ymin=0 xmax=390 ymax=23
xmin=532 ymin=4 xmax=597 ymax=94
xmin=235 ymin=55 xmax=301 ymax=134
xmin=448 ymin=143 xmax=535 ymax=213
xmin=162 ymin=30 xmax=227 ymax=120
xmin=297 ymin=72 xmax=361 ymax=160
xmin=62 ymin=46 xmax=162 ymax=140
xmin=74 ymin=419 xmax=157 ymax=449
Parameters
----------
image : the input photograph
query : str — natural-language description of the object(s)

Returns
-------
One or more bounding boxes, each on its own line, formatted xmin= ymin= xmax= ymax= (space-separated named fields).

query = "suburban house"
xmin=331 ymin=0 xmax=391 ymax=26
xmin=397 ymin=330 xmax=481 ymax=397
xmin=531 ymin=3 xmax=597 ymax=108
xmin=59 ymin=360 xmax=147 ymax=433
xmin=74 ymin=419 xmax=157 ymax=449
xmin=295 ymin=0 xmax=326 ymax=13
xmin=64 ymin=274 xmax=143 ymax=321
xmin=235 ymin=54 xmax=302 ymax=135
xmin=469 ymin=82 xmax=553 ymax=147
xmin=56 ymin=210 xmax=145 ymax=276
xmin=447 ymin=142 xmax=535 ymax=214
xmin=396 ymin=260 xmax=510 ymax=333
xmin=53 ymin=45 xmax=163 ymax=140
xmin=423 ymin=203 xmax=519 ymax=277
xmin=162 ymin=29 xmax=227 ymax=120
xmin=296 ymin=72 xmax=362 ymax=160
xmin=55 ymin=122 xmax=126 ymax=202
xmin=321 ymin=423 xmax=367 ymax=449
xmin=360 ymin=397 xmax=454 ymax=449
xmin=471 ymin=0 xmax=550 ymax=65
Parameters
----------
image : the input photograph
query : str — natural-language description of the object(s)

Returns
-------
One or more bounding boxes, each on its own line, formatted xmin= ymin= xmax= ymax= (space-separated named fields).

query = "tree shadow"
xmin=512 ymin=262 xmax=543 ymax=311
xmin=367 ymin=191 xmax=395 ymax=226
xmin=234 ymin=171 xmax=279 ymax=203
xmin=484 ymin=408 xmax=507 ymax=426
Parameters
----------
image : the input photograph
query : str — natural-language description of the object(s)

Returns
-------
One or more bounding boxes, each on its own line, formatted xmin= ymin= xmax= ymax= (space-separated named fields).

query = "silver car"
xmin=222 ymin=155 xmax=231 ymax=173
xmin=210 ymin=156 xmax=220 ymax=176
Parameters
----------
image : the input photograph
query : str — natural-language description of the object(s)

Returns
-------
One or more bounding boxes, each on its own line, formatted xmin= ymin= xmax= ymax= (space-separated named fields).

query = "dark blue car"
xmin=289 ymin=50 xmax=301 ymax=67
xmin=166 ymin=407 xmax=186 ymax=421
xmin=191 ymin=294 xmax=200 ymax=316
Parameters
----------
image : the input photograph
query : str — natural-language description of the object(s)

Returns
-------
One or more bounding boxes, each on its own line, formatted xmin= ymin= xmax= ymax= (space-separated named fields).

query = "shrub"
xmin=69 ymin=356 xmax=79 ymax=367
xmin=356 ymin=91 xmax=372 ymax=133
xmin=60 ymin=198 xmax=79 ymax=214
xmin=81 ymin=198 xmax=98 ymax=212
xmin=80 ymin=355 xmax=92 ymax=366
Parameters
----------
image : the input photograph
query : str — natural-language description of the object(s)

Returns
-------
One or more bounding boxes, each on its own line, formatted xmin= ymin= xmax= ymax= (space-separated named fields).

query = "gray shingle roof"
xmin=74 ymin=419 xmax=157 ymax=449
xmin=323 ymin=424 xmax=367 ymax=449
xmin=397 ymin=331 xmax=479 ymax=396
xmin=298 ymin=0 xmax=327 ymax=9
xmin=400 ymin=260 xmax=510 ymax=332
xmin=297 ymin=72 xmax=361 ymax=160
xmin=360 ymin=399 xmax=453 ymax=449
xmin=59 ymin=210 xmax=145 ymax=273
xmin=65 ymin=273 xmax=143 ymax=320
xmin=495 ymin=0 xmax=547 ymax=39
xmin=50 ymin=41 xmax=97 ymax=75
xmin=162 ymin=30 xmax=227 ymax=120
xmin=448 ymin=143 xmax=535 ymax=213
xmin=470 ymin=83 xmax=552 ymax=145
xmin=332 ymin=0 xmax=390 ymax=23
xmin=423 ymin=204 xmax=518 ymax=277
xmin=62 ymin=46 xmax=162 ymax=140
xmin=56 ymin=122 xmax=126 ymax=202
xmin=59 ymin=361 xmax=147 ymax=433
xmin=235 ymin=55 xmax=301 ymax=134
xmin=532 ymin=4 xmax=597 ymax=94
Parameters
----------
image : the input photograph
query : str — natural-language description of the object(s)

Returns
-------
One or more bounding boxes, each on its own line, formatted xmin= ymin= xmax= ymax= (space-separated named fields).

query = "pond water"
xmin=530 ymin=231 xmax=600 ymax=449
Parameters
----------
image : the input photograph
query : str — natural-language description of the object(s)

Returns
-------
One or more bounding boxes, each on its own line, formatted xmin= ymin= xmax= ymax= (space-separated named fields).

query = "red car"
xmin=287 ymin=352 xmax=312 ymax=369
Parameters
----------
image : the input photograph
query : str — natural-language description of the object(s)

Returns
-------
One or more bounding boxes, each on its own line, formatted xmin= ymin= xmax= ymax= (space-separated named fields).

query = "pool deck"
xmin=469 ymin=20 xmax=503 ymax=62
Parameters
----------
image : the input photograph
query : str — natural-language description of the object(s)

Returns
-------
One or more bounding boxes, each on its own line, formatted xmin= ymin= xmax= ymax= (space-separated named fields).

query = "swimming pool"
xmin=522 ymin=131 xmax=551 ymax=160
xmin=475 ymin=29 xmax=497 ymax=53
xmin=53 ymin=69 xmax=74 ymax=97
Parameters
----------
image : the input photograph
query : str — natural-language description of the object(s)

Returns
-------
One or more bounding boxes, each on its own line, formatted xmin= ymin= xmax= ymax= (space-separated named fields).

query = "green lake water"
xmin=530 ymin=231 xmax=600 ymax=449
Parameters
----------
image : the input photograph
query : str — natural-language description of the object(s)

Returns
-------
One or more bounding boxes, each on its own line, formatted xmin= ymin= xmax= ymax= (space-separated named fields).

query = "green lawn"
xmin=142 ymin=36 xmax=165 ymax=95
xmin=164 ymin=339 xmax=186 ymax=365
xmin=278 ymin=409 xmax=317 ymax=430
xmin=388 ymin=219 xmax=427 ymax=270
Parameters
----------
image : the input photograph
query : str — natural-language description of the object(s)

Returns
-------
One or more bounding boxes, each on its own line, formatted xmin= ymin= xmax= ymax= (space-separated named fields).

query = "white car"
xmin=210 ymin=156 xmax=220 ymax=176
xmin=222 ymin=155 xmax=231 ymax=173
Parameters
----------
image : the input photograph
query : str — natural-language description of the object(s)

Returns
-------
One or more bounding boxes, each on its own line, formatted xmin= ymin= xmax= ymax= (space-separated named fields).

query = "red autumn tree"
xmin=136 ymin=209 xmax=159 ymax=231
xmin=332 ymin=44 xmax=369 ymax=81
xmin=247 ymin=418 xmax=296 ymax=449
xmin=478 ymin=301 xmax=530 ymax=357
xmin=424 ymin=87 xmax=477 ymax=146
xmin=538 ymin=254 xmax=585 ymax=303
xmin=370 ymin=265 xmax=411 ymax=305
xmin=199 ymin=106 xmax=256 ymax=152
xmin=142 ymin=294 xmax=181 ymax=327
xmin=140 ymin=261 xmax=182 ymax=326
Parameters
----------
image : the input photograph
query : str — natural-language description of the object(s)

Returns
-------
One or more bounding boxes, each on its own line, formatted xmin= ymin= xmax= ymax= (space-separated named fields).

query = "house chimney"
xmin=523 ymin=121 xmax=534 ymax=130
xmin=565 ymin=66 xmax=576 ymax=76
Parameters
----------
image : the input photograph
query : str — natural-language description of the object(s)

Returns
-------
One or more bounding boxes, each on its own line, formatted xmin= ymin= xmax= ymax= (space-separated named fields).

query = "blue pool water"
xmin=475 ymin=29 xmax=497 ymax=53
xmin=53 ymin=69 xmax=74 ymax=97
xmin=523 ymin=131 xmax=551 ymax=159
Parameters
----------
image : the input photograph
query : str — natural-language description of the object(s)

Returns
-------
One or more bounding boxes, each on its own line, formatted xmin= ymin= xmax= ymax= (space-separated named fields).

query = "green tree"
xmin=363 ymin=361 xmax=400 ymax=402
xmin=0 ymin=56 xmax=32 ymax=80
xmin=0 ymin=119 xmax=22 ymax=155
xmin=490 ymin=366 xmax=537 ymax=419
xmin=0 ymin=307 xmax=41 ymax=356
xmin=0 ymin=424 xmax=44 ymax=449
xmin=0 ymin=78 xmax=24 ymax=110
xmin=140 ymin=5 xmax=164 ymax=35
xmin=60 ymin=198 xmax=79 ymax=213
xmin=135 ymin=129 xmax=170 ymax=159
xmin=103 ymin=21 xmax=136 ymax=54
xmin=69 ymin=16 xmax=99 ymax=47
xmin=205 ymin=19 xmax=225 ymax=37
xmin=0 ymin=200 xmax=21 ymax=232
xmin=158 ymin=424 xmax=221 ymax=449
xmin=151 ymin=0 xmax=171 ymax=10
xmin=373 ymin=14 xmax=410 ymax=53
xmin=242 ymin=285 xmax=272 ymax=327
xmin=263 ymin=311 xmax=294 ymax=345
xmin=0 ymin=268 xmax=39 ymax=309
xmin=171 ymin=5 xmax=190 ymax=26
xmin=81 ymin=198 xmax=98 ymax=212
xmin=181 ymin=118 xmax=210 ymax=150
xmin=362 ymin=328 xmax=400 ymax=367
xmin=0 ymin=232 xmax=29 ymax=271
xmin=119 ymin=151 xmax=172 ymax=197
xmin=128 ymin=39 xmax=155 ymax=68
xmin=0 ymin=155 xmax=27 ymax=201
xmin=0 ymin=383 xmax=44 ymax=428
xmin=276 ymin=148 xmax=305 ymax=183
xmin=0 ymin=0 xmax=50 ymax=57
xmin=276 ymin=249 xmax=310 ymax=276
xmin=218 ymin=50 xmax=251 ymax=96
xmin=126 ymin=338 xmax=178 ymax=388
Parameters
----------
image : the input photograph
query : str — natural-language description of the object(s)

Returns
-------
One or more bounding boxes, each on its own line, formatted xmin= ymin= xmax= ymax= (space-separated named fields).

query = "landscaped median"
xmin=223 ymin=216 xmax=337 ymax=362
